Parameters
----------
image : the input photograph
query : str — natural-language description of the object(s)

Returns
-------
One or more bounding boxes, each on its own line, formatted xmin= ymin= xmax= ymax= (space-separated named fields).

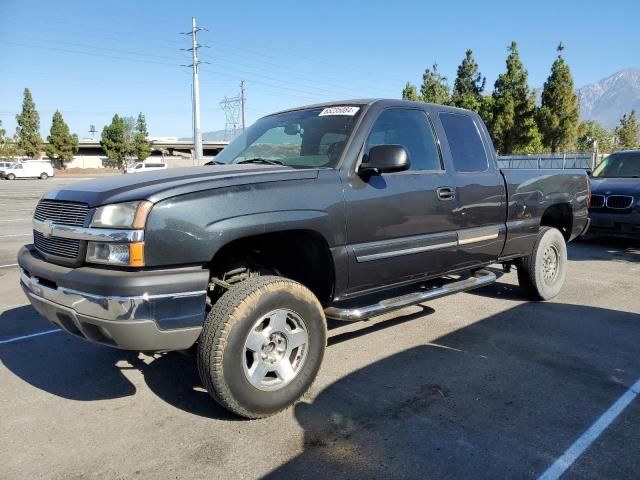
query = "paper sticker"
xmin=319 ymin=106 xmax=360 ymax=116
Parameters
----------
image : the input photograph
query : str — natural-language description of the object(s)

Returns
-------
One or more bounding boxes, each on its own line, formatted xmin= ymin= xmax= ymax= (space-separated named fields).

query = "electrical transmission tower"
xmin=219 ymin=81 xmax=246 ymax=140
xmin=219 ymin=95 xmax=241 ymax=141
xmin=180 ymin=17 xmax=208 ymax=163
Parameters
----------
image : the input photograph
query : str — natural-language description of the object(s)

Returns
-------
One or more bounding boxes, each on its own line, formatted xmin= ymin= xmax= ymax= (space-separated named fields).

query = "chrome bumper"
xmin=19 ymin=251 xmax=208 ymax=351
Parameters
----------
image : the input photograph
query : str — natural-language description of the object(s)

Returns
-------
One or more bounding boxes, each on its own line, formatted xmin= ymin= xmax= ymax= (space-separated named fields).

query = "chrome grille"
xmin=606 ymin=195 xmax=633 ymax=210
xmin=34 ymin=199 xmax=89 ymax=226
xmin=590 ymin=194 xmax=605 ymax=208
xmin=33 ymin=231 xmax=82 ymax=259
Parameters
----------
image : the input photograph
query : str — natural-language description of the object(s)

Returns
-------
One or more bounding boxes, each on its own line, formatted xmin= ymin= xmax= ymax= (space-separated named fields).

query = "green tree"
xmin=614 ymin=110 xmax=639 ymax=149
xmin=46 ymin=111 xmax=79 ymax=168
xmin=15 ymin=88 xmax=43 ymax=158
xmin=0 ymin=120 xmax=18 ymax=158
xmin=451 ymin=49 xmax=486 ymax=112
xmin=133 ymin=113 xmax=151 ymax=161
xmin=100 ymin=114 xmax=130 ymax=169
xmin=420 ymin=63 xmax=450 ymax=105
xmin=401 ymin=82 xmax=419 ymax=101
xmin=488 ymin=42 xmax=541 ymax=154
xmin=576 ymin=120 xmax=613 ymax=152
xmin=537 ymin=43 xmax=580 ymax=152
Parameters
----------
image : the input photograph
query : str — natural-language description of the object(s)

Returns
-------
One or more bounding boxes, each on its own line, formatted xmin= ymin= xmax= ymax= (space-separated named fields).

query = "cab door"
xmin=341 ymin=107 xmax=462 ymax=295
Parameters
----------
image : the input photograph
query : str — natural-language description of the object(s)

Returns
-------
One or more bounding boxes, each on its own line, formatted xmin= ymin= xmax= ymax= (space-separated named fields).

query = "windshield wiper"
xmin=235 ymin=158 xmax=285 ymax=166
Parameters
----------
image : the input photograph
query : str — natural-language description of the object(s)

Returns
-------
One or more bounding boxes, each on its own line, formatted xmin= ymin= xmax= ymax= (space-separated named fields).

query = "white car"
xmin=125 ymin=162 xmax=167 ymax=174
xmin=1 ymin=161 xmax=54 ymax=180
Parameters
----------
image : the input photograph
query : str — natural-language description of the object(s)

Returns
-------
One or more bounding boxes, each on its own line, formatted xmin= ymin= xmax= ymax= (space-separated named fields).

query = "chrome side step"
xmin=324 ymin=269 xmax=496 ymax=322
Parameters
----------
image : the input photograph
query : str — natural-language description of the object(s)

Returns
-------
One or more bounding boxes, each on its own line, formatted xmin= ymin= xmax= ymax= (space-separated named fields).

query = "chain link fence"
xmin=496 ymin=153 xmax=604 ymax=170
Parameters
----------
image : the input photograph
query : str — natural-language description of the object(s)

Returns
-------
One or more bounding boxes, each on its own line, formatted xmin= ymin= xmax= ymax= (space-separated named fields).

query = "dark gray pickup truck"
xmin=19 ymin=99 xmax=590 ymax=418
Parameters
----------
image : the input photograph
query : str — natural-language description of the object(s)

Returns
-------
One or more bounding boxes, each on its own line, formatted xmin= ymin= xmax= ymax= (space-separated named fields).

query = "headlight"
xmin=91 ymin=201 xmax=152 ymax=229
xmin=86 ymin=241 xmax=145 ymax=267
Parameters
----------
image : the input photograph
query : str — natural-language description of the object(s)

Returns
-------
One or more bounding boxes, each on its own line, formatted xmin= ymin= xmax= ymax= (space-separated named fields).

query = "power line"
xmin=1 ymin=15 xmax=402 ymax=91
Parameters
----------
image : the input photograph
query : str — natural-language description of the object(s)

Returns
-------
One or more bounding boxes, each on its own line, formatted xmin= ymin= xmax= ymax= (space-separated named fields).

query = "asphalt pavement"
xmin=0 ymin=176 xmax=639 ymax=479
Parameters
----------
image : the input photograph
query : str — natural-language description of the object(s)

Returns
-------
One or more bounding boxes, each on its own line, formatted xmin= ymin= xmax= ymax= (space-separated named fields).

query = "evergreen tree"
xmin=15 ymin=88 xmax=43 ymax=158
xmin=451 ymin=49 xmax=486 ymax=112
xmin=0 ymin=120 xmax=18 ymax=158
xmin=401 ymin=82 xmax=419 ymax=101
xmin=614 ymin=111 xmax=639 ymax=149
xmin=46 ymin=111 xmax=79 ymax=168
xmin=133 ymin=113 xmax=151 ymax=161
xmin=420 ymin=63 xmax=450 ymax=105
xmin=576 ymin=120 xmax=613 ymax=152
xmin=100 ymin=114 xmax=129 ymax=169
xmin=488 ymin=42 xmax=541 ymax=154
xmin=537 ymin=43 xmax=580 ymax=152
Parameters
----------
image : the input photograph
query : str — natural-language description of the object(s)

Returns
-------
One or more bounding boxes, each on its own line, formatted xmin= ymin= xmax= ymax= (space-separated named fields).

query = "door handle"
xmin=437 ymin=186 xmax=456 ymax=200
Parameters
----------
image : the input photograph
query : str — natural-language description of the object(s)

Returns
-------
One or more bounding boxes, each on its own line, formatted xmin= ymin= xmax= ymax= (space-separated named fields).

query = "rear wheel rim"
xmin=542 ymin=244 xmax=560 ymax=284
xmin=242 ymin=308 xmax=309 ymax=392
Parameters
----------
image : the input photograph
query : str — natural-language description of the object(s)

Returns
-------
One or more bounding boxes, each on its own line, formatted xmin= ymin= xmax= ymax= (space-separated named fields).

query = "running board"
xmin=324 ymin=269 xmax=496 ymax=322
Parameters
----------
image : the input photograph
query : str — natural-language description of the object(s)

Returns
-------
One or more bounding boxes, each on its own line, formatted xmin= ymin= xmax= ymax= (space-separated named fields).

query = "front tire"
xmin=197 ymin=276 xmax=327 ymax=418
xmin=6 ymin=173 xmax=15 ymax=180
xmin=516 ymin=226 xmax=567 ymax=300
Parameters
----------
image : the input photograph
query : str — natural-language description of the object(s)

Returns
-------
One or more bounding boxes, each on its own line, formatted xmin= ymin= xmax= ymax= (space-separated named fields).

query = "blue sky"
xmin=0 ymin=0 xmax=637 ymax=138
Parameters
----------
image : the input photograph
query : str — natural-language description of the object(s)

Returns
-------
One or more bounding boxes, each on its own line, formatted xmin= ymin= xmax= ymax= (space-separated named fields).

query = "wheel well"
xmin=209 ymin=230 xmax=335 ymax=306
xmin=540 ymin=203 xmax=573 ymax=240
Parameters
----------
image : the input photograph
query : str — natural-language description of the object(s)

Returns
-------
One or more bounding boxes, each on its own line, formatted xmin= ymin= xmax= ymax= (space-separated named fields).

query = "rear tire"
xmin=516 ymin=226 xmax=567 ymax=300
xmin=39 ymin=172 xmax=48 ymax=179
xmin=197 ymin=275 xmax=326 ymax=418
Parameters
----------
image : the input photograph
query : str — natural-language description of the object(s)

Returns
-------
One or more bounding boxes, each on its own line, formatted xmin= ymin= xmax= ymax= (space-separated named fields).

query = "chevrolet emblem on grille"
xmin=41 ymin=219 xmax=54 ymax=238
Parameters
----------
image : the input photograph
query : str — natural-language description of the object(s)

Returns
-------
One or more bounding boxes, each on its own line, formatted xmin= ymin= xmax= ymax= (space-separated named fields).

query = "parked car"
xmin=125 ymin=161 xmax=167 ymax=174
xmin=588 ymin=150 xmax=640 ymax=238
xmin=18 ymin=99 xmax=589 ymax=418
xmin=0 ymin=161 xmax=15 ymax=177
xmin=1 ymin=160 xmax=54 ymax=180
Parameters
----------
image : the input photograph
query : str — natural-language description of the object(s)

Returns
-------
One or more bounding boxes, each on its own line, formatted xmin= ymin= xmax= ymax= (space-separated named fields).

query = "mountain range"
xmin=577 ymin=69 xmax=640 ymax=129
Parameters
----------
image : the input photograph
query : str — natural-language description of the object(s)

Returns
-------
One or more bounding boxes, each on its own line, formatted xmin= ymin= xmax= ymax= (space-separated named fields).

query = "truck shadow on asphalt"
xmin=265 ymin=302 xmax=640 ymax=479
xmin=0 ymin=305 xmax=435 ymax=421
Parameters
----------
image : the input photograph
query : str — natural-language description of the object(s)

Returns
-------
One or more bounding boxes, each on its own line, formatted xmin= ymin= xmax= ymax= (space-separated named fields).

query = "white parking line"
xmin=538 ymin=376 xmax=640 ymax=480
xmin=0 ymin=328 xmax=61 ymax=345
xmin=0 ymin=218 xmax=30 ymax=222
xmin=0 ymin=263 xmax=19 ymax=268
xmin=0 ymin=233 xmax=30 ymax=237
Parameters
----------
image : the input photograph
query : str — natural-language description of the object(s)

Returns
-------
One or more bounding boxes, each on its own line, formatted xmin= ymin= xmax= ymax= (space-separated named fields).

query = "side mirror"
xmin=585 ymin=169 xmax=592 ymax=177
xmin=359 ymin=144 xmax=410 ymax=175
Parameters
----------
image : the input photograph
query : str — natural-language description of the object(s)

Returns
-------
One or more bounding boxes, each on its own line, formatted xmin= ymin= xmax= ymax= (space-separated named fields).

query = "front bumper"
xmin=18 ymin=246 xmax=209 ymax=351
xmin=588 ymin=210 xmax=640 ymax=238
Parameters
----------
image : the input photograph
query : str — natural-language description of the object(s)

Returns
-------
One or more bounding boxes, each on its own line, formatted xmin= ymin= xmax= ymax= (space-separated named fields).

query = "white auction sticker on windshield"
xmin=319 ymin=106 xmax=360 ymax=116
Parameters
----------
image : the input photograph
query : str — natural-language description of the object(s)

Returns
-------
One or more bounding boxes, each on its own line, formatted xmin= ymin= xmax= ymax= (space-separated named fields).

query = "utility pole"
xmin=240 ymin=80 xmax=246 ymax=132
xmin=190 ymin=17 xmax=203 ymax=163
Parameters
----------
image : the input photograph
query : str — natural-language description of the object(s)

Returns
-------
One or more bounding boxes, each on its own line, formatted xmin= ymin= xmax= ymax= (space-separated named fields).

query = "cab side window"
xmin=439 ymin=112 xmax=488 ymax=172
xmin=366 ymin=109 xmax=442 ymax=171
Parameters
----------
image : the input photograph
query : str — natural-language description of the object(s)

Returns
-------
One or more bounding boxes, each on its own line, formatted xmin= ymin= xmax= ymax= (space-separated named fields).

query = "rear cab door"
xmin=435 ymin=110 xmax=508 ymax=267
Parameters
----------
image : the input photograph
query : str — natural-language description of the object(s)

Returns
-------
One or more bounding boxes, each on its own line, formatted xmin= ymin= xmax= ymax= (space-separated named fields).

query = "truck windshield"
xmin=214 ymin=106 xmax=363 ymax=169
xmin=593 ymin=153 xmax=640 ymax=178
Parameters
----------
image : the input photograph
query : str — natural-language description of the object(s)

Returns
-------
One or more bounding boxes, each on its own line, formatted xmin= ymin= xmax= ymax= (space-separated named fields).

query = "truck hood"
xmin=590 ymin=177 xmax=640 ymax=196
xmin=43 ymin=165 xmax=319 ymax=207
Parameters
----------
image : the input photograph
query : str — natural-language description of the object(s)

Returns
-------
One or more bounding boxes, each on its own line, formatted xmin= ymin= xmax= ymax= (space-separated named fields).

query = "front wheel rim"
xmin=542 ymin=244 xmax=560 ymax=284
xmin=242 ymin=308 xmax=309 ymax=392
